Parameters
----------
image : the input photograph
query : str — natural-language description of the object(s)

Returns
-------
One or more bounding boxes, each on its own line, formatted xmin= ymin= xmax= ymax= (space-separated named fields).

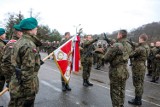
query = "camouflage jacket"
xmin=10 ymin=34 xmax=42 ymax=97
xmin=1 ymin=39 xmax=17 ymax=83
xmin=104 ymin=43 xmax=124 ymax=67
xmin=152 ymin=47 xmax=160 ymax=63
xmin=148 ymin=46 xmax=155 ymax=60
xmin=0 ymin=39 xmax=6 ymax=75
xmin=130 ymin=42 xmax=150 ymax=63
xmin=81 ymin=39 xmax=97 ymax=58
xmin=117 ymin=38 xmax=132 ymax=62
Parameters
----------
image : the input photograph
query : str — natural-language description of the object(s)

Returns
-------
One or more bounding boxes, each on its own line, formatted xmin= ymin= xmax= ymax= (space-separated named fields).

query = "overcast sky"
xmin=0 ymin=0 xmax=160 ymax=35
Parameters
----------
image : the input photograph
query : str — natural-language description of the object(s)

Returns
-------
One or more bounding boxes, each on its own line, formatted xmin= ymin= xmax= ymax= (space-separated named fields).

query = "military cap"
xmin=0 ymin=28 xmax=5 ymax=36
xmin=20 ymin=17 xmax=38 ymax=30
xmin=14 ymin=24 xmax=22 ymax=31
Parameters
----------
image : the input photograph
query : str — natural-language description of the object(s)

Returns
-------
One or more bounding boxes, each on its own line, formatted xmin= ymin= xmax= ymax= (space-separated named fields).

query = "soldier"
xmin=147 ymin=42 xmax=155 ymax=76
xmin=0 ymin=28 xmax=6 ymax=92
xmin=9 ymin=17 xmax=42 ymax=107
xmin=128 ymin=34 xmax=150 ymax=105
xmin=59 ymin=32 xmax=72 ymax=91
xmin=56 ymin=41 xmax=59 ymax=48
xmin=150 ymin=41 xmax=160 ymax=83
xmin=46 ymin=42 xmax=52 ymax=59
xmin=1 ymin=24 xmax=23 ymax=107
xmin=103 ymin=30 xmax=132 ymax=107
xmin=81 ymin=35 xmax=98 ymax=87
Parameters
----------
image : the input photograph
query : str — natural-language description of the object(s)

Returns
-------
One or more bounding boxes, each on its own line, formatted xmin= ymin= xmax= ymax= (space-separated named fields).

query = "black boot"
xmin=65 ymin=84 xmax=71 ymax=91
xmin=155 ymin=77 xmax=159 ymax=82
xmin=95 ymin=67 xmax=100 ymax=70
xmin=136 ymin=96 xmax=142 ymax=105
xmin=150 ymin=78 xmax=157 ymax=83
xmin=62 ymin=82 xmax=67 ymax=91
xmin=147 ymin=70 xmax=152 ymax=76
xmin=87 ymin=80 xmax=93 ymax=86
xmin=150 ymin=79 xmax=157 ymax=83
xmin=83 ymin=79 xmax=89 ymax=87
xmin=128 ymin=96 xmax=142 ymax=105
xmin=147 ymin=73 xmax=152 ymax=76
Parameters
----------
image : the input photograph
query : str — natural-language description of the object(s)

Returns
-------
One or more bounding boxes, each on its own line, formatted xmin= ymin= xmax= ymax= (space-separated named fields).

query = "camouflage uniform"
xmin=1 ymin=35 xmax=19 ymax=107
xmin=9 ymin=34 xmax=42 ymax=107
xmin=147 ymin=46 xmax=154 ymax=76
xmin=104 ymin=38 xmax=132 ymax=107
xmin=1 ymin=36 xmax=19 ymax=86
xmin=128 ymin=42 xmax=150 ymax=105
xmin=0 ymin=39 xmax=6 ymax=91
xmin=46 ymin=42 xmax=53 ymax=58
xmin=81 ymin=39 xmax=97 ymax=86
xmin=151 ymin=47 xmax=160 ymax=82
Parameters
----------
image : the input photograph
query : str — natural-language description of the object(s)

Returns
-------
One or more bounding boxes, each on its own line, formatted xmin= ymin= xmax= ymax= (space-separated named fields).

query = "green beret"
xmin=0 ymin=28 xmax=5 ymax=36
xmin=20 ymin=17 xmax=38 ymax=30
xmin=14 ymin=24 xmax=22 ymax=31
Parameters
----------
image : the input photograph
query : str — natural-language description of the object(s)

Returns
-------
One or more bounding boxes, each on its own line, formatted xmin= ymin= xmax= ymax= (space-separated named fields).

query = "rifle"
xmin=77 ymin=28 xmax=83 ymax=36
xmin=104 ymin=33 xmax=111 ymax=44
xmin=127 ymin=38 xmax=139 ymax=50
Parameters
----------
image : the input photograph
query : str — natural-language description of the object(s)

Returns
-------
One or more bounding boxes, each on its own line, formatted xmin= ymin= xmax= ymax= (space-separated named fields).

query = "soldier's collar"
xmin=118 ymin=38 xmax=127 ymax=42
xmin=23 ymin=34 xmax=42 ymax=47
xmin=139 ymin=42 xmax=146 ymax=45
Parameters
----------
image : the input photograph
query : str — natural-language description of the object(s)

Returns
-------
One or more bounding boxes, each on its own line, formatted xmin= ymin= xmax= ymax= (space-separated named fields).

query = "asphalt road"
xmin=0 ymin=52 xmax=160 ymax=107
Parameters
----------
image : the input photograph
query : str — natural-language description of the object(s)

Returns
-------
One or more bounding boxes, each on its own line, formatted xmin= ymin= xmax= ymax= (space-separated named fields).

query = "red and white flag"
xmin=72 ymin=35 xmax=81 ymax=72
xmin=53 ymin=36 xmax=80 ymax=83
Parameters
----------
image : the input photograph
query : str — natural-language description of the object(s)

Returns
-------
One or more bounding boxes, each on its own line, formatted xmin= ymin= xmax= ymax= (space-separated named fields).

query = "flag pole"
xmin=42 ymin=52 xmax=54 ymax=61
xmin=0 ymin=88 xmax=9 ymax=96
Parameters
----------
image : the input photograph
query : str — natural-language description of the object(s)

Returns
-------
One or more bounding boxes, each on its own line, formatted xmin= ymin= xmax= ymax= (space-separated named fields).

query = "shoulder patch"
xmin=32 ymin=48 xmax=37 ymax=53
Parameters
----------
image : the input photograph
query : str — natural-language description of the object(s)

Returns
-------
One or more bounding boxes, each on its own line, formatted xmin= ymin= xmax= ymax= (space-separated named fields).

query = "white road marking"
xmin=41 ymin=80 xmax=61 ymax=92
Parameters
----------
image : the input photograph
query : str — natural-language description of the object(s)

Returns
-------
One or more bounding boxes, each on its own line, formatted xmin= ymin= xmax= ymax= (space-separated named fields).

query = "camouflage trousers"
xmin=96 ymin=54 xmax=103 ymax=68
xmin=8 ymin=95 xmax=35 ymax=107
xmin=82 ymin=57 xmax=93 ymax=80
xmin=109 ymin=65 xmax=129 ymax=107
xmin=147 ymin=59 xmax=154 ymax=75
xmin=152 ymin=63 xmax=160 ymax=81
xmin=132 ymin=62 xmax=146 ymax=97
xmin=0 ymin=75 xmax=5 ymax=91
xmin=93 ymin=53 xmax=98 ymax=65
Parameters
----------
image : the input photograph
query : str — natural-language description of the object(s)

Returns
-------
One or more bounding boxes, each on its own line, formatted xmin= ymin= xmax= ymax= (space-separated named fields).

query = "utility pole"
xmin=29 ymin=8 xmax=33 ymax=17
